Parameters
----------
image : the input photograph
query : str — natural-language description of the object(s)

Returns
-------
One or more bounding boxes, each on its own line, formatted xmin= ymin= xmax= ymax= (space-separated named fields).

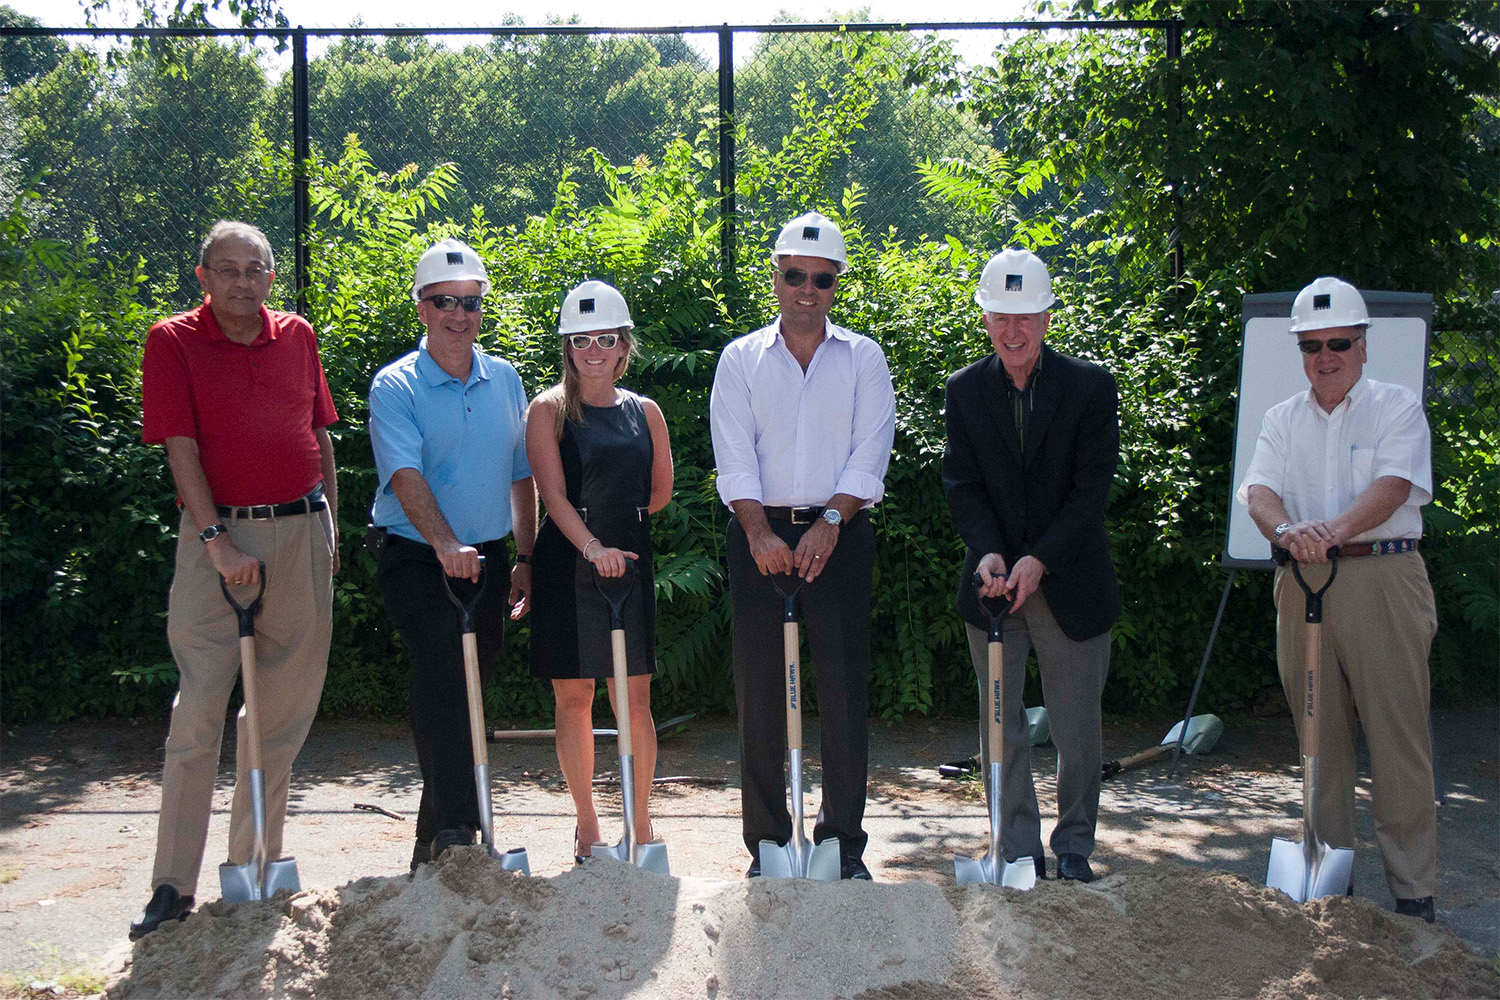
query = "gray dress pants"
xmin=965 ymin=588 xmax=1110 ymax=861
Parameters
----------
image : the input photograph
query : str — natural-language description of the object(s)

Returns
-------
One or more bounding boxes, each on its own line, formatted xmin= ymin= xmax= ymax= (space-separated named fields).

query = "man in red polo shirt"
xmin=129 ymin=220 xmax=339 ymax=938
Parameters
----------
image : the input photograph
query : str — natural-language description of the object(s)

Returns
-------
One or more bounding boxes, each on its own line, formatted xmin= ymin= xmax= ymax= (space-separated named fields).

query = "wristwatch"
xmin=199 ymin=523 xmax=228 ymax=543
xmin=821 ymin=508 xmax=843 ymax=528
xmin=1273 ymin=522 xmax=1293 ymax=543
xmin=515 ymin=553 xmax=531 ymax=565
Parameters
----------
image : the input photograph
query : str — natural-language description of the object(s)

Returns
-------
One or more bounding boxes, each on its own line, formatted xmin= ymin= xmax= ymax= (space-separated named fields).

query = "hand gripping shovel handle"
xmin=219 ymin=563 xmax=269 ymax=772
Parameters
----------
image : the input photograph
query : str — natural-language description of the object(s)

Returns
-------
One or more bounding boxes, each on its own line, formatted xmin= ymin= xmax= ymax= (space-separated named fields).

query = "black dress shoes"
xmin=1033 ymin=856 xmax=1049 ymax=881
xmin=746 ymin=858 xmax=762 ymax=879
xmin=128 ymin=884 xmax=194 ymax=940
xmin=1056 ymin=853 xmax=1096 ymax=883
xmin=840 ymin=855 xmax=873 ymax=881
xmin=432 ymin=826 xmax=475 ymax=860
xmin=939 ymin=756 xmax=980 ymax=779
xmin=1394 ymin=896 xmax=1435 ymax=923
xmin=410 ymin=837 xmax=433 ymax=872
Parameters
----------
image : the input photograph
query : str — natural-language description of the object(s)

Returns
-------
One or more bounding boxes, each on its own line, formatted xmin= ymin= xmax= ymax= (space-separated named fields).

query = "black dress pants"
xmin=727 ymin=512 xmax=874 ymax=861
xmin=377 ymin=535 xmax=510 ymax=839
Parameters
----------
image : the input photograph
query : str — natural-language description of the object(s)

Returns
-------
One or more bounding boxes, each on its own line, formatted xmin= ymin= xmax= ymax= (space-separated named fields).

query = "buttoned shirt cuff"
xmin=833 ymin=470 xmax=886 ymax=507
xmin=716 ymin=473 xmax=763 ymax=507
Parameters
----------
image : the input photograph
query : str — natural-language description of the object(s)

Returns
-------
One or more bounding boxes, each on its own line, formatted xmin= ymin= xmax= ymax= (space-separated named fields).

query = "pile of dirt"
xmin=109 ymin=852 xmax=1498 ymax=1000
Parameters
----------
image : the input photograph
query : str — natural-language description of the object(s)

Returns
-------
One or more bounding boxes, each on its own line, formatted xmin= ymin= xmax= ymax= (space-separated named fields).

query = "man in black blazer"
xmin=942 ymin=248 xmax=1120 ymax=883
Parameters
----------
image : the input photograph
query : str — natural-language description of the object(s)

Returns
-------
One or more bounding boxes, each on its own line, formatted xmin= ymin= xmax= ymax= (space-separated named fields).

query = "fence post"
xmin=718 ymin=24 xmax=735 ymax=284
xmin=292 ymin=27 xmax=310 ymax=315
xmin=1166 ymin=18 xmax=1184 ymax=283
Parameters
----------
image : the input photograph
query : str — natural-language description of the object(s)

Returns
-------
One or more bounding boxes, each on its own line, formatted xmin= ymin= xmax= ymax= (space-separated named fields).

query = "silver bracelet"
xmin=582 ymin=537 xmax=601 ymax=560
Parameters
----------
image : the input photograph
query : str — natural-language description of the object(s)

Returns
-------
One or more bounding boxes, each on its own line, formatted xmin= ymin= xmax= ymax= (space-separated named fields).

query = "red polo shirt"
xmin=141 ymin=298 xmax=338 ymax=506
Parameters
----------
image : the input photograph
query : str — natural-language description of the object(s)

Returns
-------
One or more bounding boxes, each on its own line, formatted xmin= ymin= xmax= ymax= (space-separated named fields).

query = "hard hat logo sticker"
xmin=578 ymin=298 xmax=595 ymax=314
xmin=1005 ymin=274 xmax=1024 ymax=291
xmin=802 ymin=226 xmax=820 ymax=241
xmin=1313 ymin=294 xmax=1331 ymax=310
xmin=445 ymin=252 xmax=465 ymax=265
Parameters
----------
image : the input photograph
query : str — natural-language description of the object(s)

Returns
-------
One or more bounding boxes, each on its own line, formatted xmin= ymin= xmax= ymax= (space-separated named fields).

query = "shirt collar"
xmin=1301 ymin=376 xmax=1367 ymax=419
xmin=416 ymin=336 xmax=491 ymax=387
xmin=199 ymin=298 xmax=275 ymax=346
xmin=766 ymin=318 xmax=849 ymax=347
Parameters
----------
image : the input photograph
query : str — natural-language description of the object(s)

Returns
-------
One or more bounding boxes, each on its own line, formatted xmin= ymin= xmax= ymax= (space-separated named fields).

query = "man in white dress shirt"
xmin=710 ymin=211 xmax=896 ymax=880
xmin=1238 ymin=276 xmax=1438 ymax=922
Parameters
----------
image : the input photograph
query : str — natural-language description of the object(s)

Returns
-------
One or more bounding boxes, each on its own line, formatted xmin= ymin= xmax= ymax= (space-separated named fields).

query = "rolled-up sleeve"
xmin=834 ymin=340 xmax=896 ymax=504
xmin=369 ymin=374 xmax=422 ymax=496
xmin=710 ymin=344 xmax=764 ymax=505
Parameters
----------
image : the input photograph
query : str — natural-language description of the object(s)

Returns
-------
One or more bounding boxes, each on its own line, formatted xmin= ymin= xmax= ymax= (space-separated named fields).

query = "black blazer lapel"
xmin=980 ymin=355 xmax=1023 ymax=464
xmin=1023 ymin=348 xmax=1062 ymax=467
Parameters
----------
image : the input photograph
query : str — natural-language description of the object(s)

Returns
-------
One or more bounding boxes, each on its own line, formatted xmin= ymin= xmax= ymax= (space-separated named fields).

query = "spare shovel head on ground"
xmin=1101 ymin=713 xmax=1224 ymax=780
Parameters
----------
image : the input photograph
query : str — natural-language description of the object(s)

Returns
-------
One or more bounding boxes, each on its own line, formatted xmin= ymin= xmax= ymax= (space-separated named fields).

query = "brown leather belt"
xmin=763 ymin=505 xmax=825 ymax=525
xmin=1338 ymin=538 xmax=1419 ymax=558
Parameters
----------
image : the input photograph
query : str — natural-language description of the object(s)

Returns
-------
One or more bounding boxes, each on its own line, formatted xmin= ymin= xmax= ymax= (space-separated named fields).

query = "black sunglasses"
xmin=1297 ymin=334 xmax=1364 ymax=355
xmin=779 ymin=267 xmax=837 ymax=291
xmin=423 ymin=294 xmax=483 ymax=313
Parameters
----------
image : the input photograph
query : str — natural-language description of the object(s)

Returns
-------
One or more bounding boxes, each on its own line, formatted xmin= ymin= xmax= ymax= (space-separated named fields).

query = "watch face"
xmin=822 ymin=509 xmax=842 ymax=526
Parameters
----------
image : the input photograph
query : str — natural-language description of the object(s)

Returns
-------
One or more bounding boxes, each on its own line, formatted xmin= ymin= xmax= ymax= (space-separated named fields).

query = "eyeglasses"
xmin=422 ymin=294 xmax=483 ymax=313
xmin=1297 ymin=334 xmax=1364 ymax=355
xmin=205 ymin=264 xmax=271 ymax=281
xmin=567 ymin=333 xmax=621 ymax=350
xmin=778 ymin=268 xmax=837 ymax=290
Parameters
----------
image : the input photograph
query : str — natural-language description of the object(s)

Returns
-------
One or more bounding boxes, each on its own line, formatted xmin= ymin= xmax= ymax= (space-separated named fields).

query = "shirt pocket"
xmin=1350 ymin=447 xmax=1376 ymax=496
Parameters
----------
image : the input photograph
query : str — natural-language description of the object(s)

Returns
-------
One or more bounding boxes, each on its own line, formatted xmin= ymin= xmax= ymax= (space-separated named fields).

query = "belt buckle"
xmin=791 ymin=507 xmax=816 ymax=525
xmin=246 ymin=504 xmax=274 ymax=521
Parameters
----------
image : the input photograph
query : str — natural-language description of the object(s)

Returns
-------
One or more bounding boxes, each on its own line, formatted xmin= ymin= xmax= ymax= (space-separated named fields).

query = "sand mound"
xmin=109 ymin=852 xmax=1497 ymax=1000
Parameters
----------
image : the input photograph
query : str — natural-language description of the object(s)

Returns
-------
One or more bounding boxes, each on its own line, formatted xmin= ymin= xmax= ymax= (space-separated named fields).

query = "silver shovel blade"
xmin=219 ymin=859 xmax=261 ymax=903
xmin=493 ymin=846 xmax=530 ymax=875
xmin=953 ymin=853 xmax=1038 ymax=889
xmin=1267 ymin=837 xmax=1354 ymax=902
xmin=1162 ymin=714 xmax=1224 ymax=755
xmin=591 ymin=839 xmax=671 ymax=875
xmin=219 ymin=856 xmax=300 ymax=903
xmin=758 ymin=837 xmax=841 ymax=881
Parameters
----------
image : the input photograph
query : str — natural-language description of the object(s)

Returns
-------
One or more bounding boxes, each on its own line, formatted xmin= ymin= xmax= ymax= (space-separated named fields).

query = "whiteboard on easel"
xmin=1223 ymin=290 xmax=1433 ymax=569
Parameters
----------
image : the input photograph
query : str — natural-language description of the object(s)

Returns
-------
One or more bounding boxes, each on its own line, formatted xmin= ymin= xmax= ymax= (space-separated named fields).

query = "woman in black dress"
xmin=526 ymin=280 xmax=673 ymax=862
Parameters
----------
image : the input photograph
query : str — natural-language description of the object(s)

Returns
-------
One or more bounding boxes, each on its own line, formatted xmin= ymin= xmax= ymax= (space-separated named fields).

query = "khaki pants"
xmin=150 ymin=507 xmax=333 ymax=895
xmin=1274 ymin=550 xmax=1437 ymax=899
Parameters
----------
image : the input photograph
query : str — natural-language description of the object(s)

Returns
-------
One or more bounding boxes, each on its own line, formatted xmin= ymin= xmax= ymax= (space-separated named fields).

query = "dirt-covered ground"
xmin=2 ymin=706 xmax=1496 ymax=998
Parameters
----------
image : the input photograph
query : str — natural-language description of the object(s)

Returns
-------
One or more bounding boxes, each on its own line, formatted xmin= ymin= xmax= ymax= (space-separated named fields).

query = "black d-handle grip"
xmin=1284 ymin=547 xmax=1340 ymax=624
xmin=442 ymin=554 xmax=487 ymax=635
xmin=973 ymin=571 xmax=1011 ymax=642
xmin=220 ymin=561 xmax=268 ymax=638
xmin=593 ymin=560 xmax=638 ymax=631
xmin=770 ymin=572 xmax=804 ymax=624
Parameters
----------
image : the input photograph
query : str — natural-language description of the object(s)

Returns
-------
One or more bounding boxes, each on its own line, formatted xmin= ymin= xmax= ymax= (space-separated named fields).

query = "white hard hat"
xmin=558 ymin=280 xmax=634 ymax=336
xmin=773 ymin=211 xmax=849 ymax=273
xmin=975 ymin=249 xmax=1056 ymax=314
xmin=1290 ymin=276 xmax=1369 ymax=333
xmin=411 ymin=238 xmax=490 ymax=302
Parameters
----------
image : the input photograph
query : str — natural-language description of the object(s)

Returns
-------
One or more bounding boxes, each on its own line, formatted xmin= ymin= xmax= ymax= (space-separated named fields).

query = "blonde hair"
xmin=538 ymin=327 xmax=639 ymax=438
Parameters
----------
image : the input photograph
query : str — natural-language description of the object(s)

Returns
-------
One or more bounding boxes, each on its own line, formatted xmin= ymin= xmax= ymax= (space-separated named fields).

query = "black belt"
xmin=577 ymin=505 xmax=648 ymax=522
xmin=217 ymin=484 xmax=326 ymax=521
xmin=383 ymin=532 xmax=504 ymax=551
xmin=763 ymin=505 xmax=825 ymax=525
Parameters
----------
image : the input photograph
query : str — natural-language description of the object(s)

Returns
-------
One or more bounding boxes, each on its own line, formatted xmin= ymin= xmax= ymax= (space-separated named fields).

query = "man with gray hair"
xmin=1240 ymin=276 xmax=1438 ymax=922
xmin=131 ymin=220 xmax=338 ymax=937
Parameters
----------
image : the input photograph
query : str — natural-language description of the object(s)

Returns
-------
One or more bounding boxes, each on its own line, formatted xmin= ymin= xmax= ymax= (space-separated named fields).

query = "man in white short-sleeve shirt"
xmin=710 ymin=210 xmax=896 ymax=881
xmin=1237 ymin=276 xmax=1438 ymax=922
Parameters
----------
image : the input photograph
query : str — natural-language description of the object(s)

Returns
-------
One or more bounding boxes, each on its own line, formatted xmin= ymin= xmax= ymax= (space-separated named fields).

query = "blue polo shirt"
xmin=369 ymin=337 xmax=532 ymax=545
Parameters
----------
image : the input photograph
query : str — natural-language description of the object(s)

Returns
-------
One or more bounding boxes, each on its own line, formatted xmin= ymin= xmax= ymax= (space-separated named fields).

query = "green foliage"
xmin=2 ymin=9 xmax=1494 ymax=724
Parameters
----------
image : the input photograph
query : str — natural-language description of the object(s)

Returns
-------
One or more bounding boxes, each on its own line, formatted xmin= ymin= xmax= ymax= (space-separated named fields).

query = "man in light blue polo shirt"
xmin=369 ymin=237 xmax=537 ymax=868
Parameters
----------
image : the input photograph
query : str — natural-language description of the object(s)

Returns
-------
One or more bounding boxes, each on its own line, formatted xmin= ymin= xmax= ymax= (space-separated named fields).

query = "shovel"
xmin=955 ymin=579 xmax=1037 ymax=889
xmin=758 ymin=573 xmax=842 ymax=881
xmin=1267 ymin=547 xmax=1354 ymax=902
xmin=1101 ymin=714 xmax=1224 ymax=780
xmin=588 ymin=563 xmax=670 ymax=874
xmin=442 ymin=556 xmax=530 ymax=875
xmin=218 ymin=562 xmax=302 ymax=903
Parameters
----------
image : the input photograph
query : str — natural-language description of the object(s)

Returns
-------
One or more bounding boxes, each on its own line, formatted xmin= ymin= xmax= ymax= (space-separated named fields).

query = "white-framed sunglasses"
xmin=566 ymin=333 xmax=621 ymax=350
